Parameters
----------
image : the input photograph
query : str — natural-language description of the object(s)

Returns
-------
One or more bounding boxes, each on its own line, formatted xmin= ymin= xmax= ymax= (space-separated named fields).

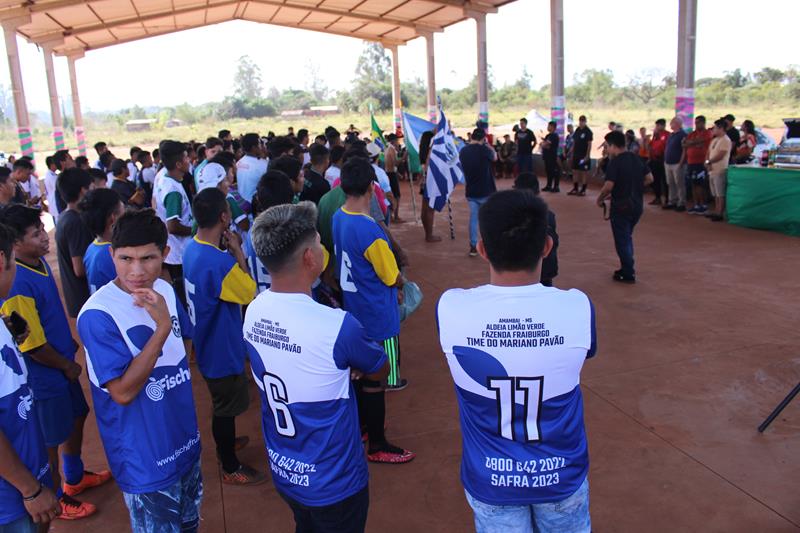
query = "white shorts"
xmin=709 ymin=171 xmax=727 ymax=198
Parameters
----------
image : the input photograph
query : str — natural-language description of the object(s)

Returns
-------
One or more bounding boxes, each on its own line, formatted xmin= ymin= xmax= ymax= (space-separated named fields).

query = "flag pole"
xmin=401 ymin=111 xmax=420 ymax=224
xmin=447 ymin=199 xmax=455 ymax=240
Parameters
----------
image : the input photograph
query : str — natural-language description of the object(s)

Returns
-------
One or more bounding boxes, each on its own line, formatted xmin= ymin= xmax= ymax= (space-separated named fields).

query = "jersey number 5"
xmin=184 ymin=280 xmax=196 ymax=326
xmin=339 ymin=251 xmax=357 ymax=293
xmin=488 ymin=376 xmax=544 ymax=443
xmin=261 ymin=372 xmax=296 ymax=437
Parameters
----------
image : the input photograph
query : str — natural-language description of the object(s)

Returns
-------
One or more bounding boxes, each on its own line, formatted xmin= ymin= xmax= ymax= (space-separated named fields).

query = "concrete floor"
xmin=49 ymin=178 xmax=800 ymax=533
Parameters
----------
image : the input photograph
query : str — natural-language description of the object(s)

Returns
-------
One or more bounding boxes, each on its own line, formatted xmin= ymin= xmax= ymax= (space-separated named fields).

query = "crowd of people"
xmin=0 ymin=108 xmax=752 ymax=533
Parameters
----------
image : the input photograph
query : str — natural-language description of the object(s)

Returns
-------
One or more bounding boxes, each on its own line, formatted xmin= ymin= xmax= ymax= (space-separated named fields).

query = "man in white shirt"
xmin=236 ymin=134 xmax=268 ymax=204
xmin=43 ymin=156 xmax=60 ymax=219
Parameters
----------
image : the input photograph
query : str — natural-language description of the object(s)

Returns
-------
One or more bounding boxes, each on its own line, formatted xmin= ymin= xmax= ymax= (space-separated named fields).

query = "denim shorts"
xmin=0 ymin=515 xmax=38 ymax=533
xmin=123 ymin=459 xmax=203 ymax=533
xmin=465 ymin=476 xmax=590 ymax=533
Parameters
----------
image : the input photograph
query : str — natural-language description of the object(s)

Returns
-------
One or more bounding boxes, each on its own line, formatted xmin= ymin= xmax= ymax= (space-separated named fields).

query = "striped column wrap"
xmin=53 ymin=127 xmax=65 ymax=151
xmin=17 ymin=128 xmax=34 ymax=158
xmin=75 ymin=127 xmax=87 ymax=156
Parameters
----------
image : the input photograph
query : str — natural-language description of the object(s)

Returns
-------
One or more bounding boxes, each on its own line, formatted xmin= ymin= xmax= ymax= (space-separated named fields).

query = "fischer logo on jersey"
xmin=145 ymin=367 xmax=191 ymax=402
xmin=17 ymin=391 xmax=32 ymax=420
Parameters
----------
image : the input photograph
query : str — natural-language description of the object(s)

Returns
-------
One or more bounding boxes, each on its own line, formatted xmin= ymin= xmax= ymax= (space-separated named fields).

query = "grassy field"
xmin=1 ymin=104 xmax=793 ymax=170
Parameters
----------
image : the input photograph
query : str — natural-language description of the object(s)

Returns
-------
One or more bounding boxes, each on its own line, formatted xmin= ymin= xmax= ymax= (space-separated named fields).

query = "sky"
xmin=1 ymin=0 xmax=798 ymax=113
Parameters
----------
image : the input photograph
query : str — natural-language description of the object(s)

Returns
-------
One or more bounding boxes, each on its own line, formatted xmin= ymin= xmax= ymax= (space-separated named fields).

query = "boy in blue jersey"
xmin=245 ymin=202 xmax=389 ymax=533
xmin=438 ymin=190 xmax=596 ymax=533
xmin=332 ymin=157 xmax=415 ymax=464
xmin=0 ymin=222 xmax=62 ymax=532
xmin=183 ymin=188 xmax=265 ymax=486
xmin=0 ymin=205 xmax=112 ymax=521
xmin=79 ymin=188 xmax=124 ymax=294
xmin=77 ymin=209 xmax=202 ymax=533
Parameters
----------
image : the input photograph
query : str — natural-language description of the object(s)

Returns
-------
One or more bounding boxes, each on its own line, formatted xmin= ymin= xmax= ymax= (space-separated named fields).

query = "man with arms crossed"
xmin=244 ymin=202 xmax=388 ymax=532
xmin=438 ymin=189 xmax=596 ymax=533
xmin=77 ymin=209 xmax=202 ymax=533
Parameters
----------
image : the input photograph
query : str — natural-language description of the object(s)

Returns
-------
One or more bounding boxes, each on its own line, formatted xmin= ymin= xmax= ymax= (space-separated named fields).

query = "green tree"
xmin=754 ymin=67 xmax=785 ymax=84
xmin=233 ymin=55 xmax=263 ymax=99
xmin=722 ymin=68 xmax=749 ymax=88
xmin=351 ymin=42 xmax=392 ymax=111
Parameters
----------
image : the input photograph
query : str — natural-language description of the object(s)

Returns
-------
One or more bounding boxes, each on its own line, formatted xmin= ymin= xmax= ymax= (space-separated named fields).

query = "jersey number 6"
xmin=262 ymin=372 xmax=296 ymax=438
xmin=488 ymin=376 xmax=544 ymax=443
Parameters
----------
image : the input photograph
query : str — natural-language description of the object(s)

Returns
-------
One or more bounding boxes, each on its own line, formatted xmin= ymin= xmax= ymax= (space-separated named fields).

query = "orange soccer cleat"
xmin=63 ymin=469 xmax=113 ymax=497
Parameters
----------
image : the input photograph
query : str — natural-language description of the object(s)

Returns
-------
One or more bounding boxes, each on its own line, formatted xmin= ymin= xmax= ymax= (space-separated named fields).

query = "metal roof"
xmin=0 ymin=0 xmax=512 ymax=56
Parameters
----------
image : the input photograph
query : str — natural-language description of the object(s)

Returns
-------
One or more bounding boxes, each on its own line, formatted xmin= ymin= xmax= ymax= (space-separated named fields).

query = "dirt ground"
xmin=47 ymin=176 xmax=799 ymax=533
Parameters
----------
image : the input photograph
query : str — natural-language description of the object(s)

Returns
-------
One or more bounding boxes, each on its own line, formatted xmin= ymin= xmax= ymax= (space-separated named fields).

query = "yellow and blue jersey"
xmin=332 ymin=208 xmax=399 ymax=341
xmin=1 ymin=259 xmax=75 ymax=399
xmin=83 ymin=239 xmax=117 ymax=294
xmin=183 ymin=236 xmax=256 ymax=378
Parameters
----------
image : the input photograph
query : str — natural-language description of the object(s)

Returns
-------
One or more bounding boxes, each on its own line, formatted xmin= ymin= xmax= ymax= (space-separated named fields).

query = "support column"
xmin=423 ymin=32 xmax=437 ymax=121
xmin=675 ymin=0 xmax=697 ymax=131
xmin=550 ymin=0 xmax=566 ymax=151
xmin=42 ymin=40 xmax=65 ymax=151
xmin=388 ymin=45 xmax=402 ymax=135
xmin=474 ymin=12 xmax=489 ymax=126
xmin=2 ymin=16 xmax=34 ymax=158
xmin=67 ymin=52 xmax=87 ymax=156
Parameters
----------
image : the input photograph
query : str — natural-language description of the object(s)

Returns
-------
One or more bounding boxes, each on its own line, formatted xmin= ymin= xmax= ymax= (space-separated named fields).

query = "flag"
xmin=402 ymin=111 xmax=435 ymax=175
xmin=426 ymin=106 xmax=464 ymax=211
xmin=370 ymin=111 xmax=386 ymax=151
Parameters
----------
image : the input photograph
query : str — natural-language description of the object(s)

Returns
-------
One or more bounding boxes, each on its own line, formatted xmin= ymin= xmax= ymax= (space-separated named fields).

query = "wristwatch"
xmin=704 ymin=159 xmax=711 ymax=165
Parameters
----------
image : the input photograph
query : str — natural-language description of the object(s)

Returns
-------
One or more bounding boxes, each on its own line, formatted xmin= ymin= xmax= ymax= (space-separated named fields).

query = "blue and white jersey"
xmin=437 ymin=283 xmax=596 ymax=505
xmin=77 ymin=278 xmax=200 ymax=494
xmin=83 ymin=239 xmax=116 ymax=294
xmin=243 ymin=231 xmax=271 ymax=294
xmin=0 ymin=322 xmax=50 ymax=525
xmin=243 ymin=291 xmax=386 ymax=506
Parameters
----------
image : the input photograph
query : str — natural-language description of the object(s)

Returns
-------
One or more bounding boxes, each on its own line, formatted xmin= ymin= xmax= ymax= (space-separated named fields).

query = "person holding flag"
xmin=426 ymin=105 xmax=465 ymax=243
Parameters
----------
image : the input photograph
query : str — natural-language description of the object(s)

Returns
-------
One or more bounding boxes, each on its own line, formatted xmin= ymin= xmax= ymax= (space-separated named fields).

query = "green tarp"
xmin=727 ymin=166 xmax=800 ymax=237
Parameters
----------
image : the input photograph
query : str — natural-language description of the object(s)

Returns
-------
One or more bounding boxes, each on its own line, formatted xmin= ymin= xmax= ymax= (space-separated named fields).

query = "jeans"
xmin=465 ymin=477 xmax=590 ymax=533
xmin=517 ymin=153 xmax=533 ymax=173
xmin=123 ymin=459 xmax=203 ymax=533
xmin=0 ymin=516 xmax=38 ymax=533
xmin=467 ymin=196 xmax=490 ymax=247
xmin=610 ymin=209 xmax=642 ymax=277
xmin=665 ymin=163 xmax=686 ymax=206
xmin=280 ymin=485 xmax=369 ymax=533
xmin=544 ymin=156 xmax=560 ymax=189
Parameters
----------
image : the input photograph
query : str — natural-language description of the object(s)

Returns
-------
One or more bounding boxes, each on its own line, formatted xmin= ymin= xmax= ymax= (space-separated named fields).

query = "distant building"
xmin=125 ymin=118 xmax=156 ymax=132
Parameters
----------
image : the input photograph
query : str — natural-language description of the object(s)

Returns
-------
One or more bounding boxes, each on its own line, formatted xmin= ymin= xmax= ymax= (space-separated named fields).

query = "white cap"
xmin=365 ymin=142 xmax=382 ymax=159
xmin=196 ymin=162 xmax=227 ymax=191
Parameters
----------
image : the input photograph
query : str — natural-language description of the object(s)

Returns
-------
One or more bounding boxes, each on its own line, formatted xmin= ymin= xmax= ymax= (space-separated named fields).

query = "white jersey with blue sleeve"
xmin=437 ymin=283 xmax=596 ymax=506
xmin=243 ymin=290 xmax=386 ymax=506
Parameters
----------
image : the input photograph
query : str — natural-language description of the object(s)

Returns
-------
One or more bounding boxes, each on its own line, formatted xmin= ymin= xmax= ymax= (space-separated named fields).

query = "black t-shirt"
xmin=543 ymin=132 xmax=559 ymax=160
xmin=459 ymin=143 xmax=496 ymax=199
xmin=605 ymin=152 xmax=647 ymax=213
xmin=299 ymin=168 xmax=331 ymax=205
xmin=515 ymin=129 xmax=537 ymax=155
xmin=110 ymin=178 xmax=137 ymax=205
xmin=572 ymin=126 xmax=593 ymax=160
xmin=726 ymin=128 xmax=740 ymax=161
xmin=55 ymin=208 xmax=93 ymax=317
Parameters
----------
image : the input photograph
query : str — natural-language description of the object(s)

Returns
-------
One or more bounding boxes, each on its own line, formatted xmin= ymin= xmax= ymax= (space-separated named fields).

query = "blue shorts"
xmin=465 ymin=476 xmax=590 ymax=533
xmin=35 ymin=380 xmax=90 ymax=448
xmin=123 ymin=459 xmax=203 ymax=533
xmin=0 ymin=515 xmax=38 ymax=533
xmin=686 ymin=163 xmax=707 ymax=184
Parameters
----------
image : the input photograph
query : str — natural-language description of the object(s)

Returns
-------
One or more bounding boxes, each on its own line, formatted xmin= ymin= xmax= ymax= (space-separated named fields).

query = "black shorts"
xmin=686 ymin=163 xmax=708 ymax=183
xmin=571 ymin=156 xmax=591 ymax=171
xmin=280 ymin=484 xmax=369 ymax=533
xmin=204 ymin=371 xmax=250 ymax=418
xmin=387 ymin=171 xmax=401 ymax=198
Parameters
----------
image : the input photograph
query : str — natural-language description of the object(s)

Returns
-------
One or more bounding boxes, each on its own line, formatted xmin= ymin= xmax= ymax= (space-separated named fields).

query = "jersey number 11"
xmin=488 ymin=376 xmax=544 ymax=443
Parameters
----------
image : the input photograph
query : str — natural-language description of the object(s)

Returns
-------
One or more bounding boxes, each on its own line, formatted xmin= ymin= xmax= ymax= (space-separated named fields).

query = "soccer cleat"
xmin=386 ymin=378 xmax=408 ymax=392
xmin=234 ymin=436 xmax=250 ymax=452
xmin=367 ymin=443 xmax=416 ymax=464
xmin=612 ymin=272 xmax=636 ymax=284
xmin=58 ymin=495 xmax=97 ymax=520
xmin=222 ymin=464 xmax=268 ymax=486
xmin=468 ymin=246 xmax=478 ymax=257
xmin=63 ymin=469 xmax=113 ymax=497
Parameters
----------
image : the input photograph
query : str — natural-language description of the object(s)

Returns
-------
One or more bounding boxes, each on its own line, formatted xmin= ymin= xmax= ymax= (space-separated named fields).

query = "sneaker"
xmin=662 ymin=203 xmax=676 ymax=210
xmin=648 ymin=198 xmax=662 ymax=206
xmin=688 ymin=205 xmax=706 ymax=215
xmin=386 ymin=378 xmax=408 ymax=392
xmin=542 ymin=186 xmax=552 ymax=192
xmin=234 ymin=436 xmax=250 ymax=451
xmin=468 ymin=246 xmax=478 ymax=257
xmin=63 ymin=469 xmax=113 ymax=497
xmin=552 ymin=187 xmax=560 ymax=193
xmin=58 ymin=495 xmax=97 ymax=520
xmin=222 ymin=464 xmax=268 ymax=486
xmin=675 ymin=205 xmax=686 ymax=212
xmin=367 ymin=443 xmax=416 ymax=464
xmin=567 ymin=187 xmax=578 ymax=196
xmin=612 ymin=272 xmax=636 ymax=284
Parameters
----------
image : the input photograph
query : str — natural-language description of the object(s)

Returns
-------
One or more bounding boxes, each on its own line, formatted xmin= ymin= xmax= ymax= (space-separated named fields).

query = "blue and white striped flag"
xmin=426 ymin=107 xmax=463 ymax=211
